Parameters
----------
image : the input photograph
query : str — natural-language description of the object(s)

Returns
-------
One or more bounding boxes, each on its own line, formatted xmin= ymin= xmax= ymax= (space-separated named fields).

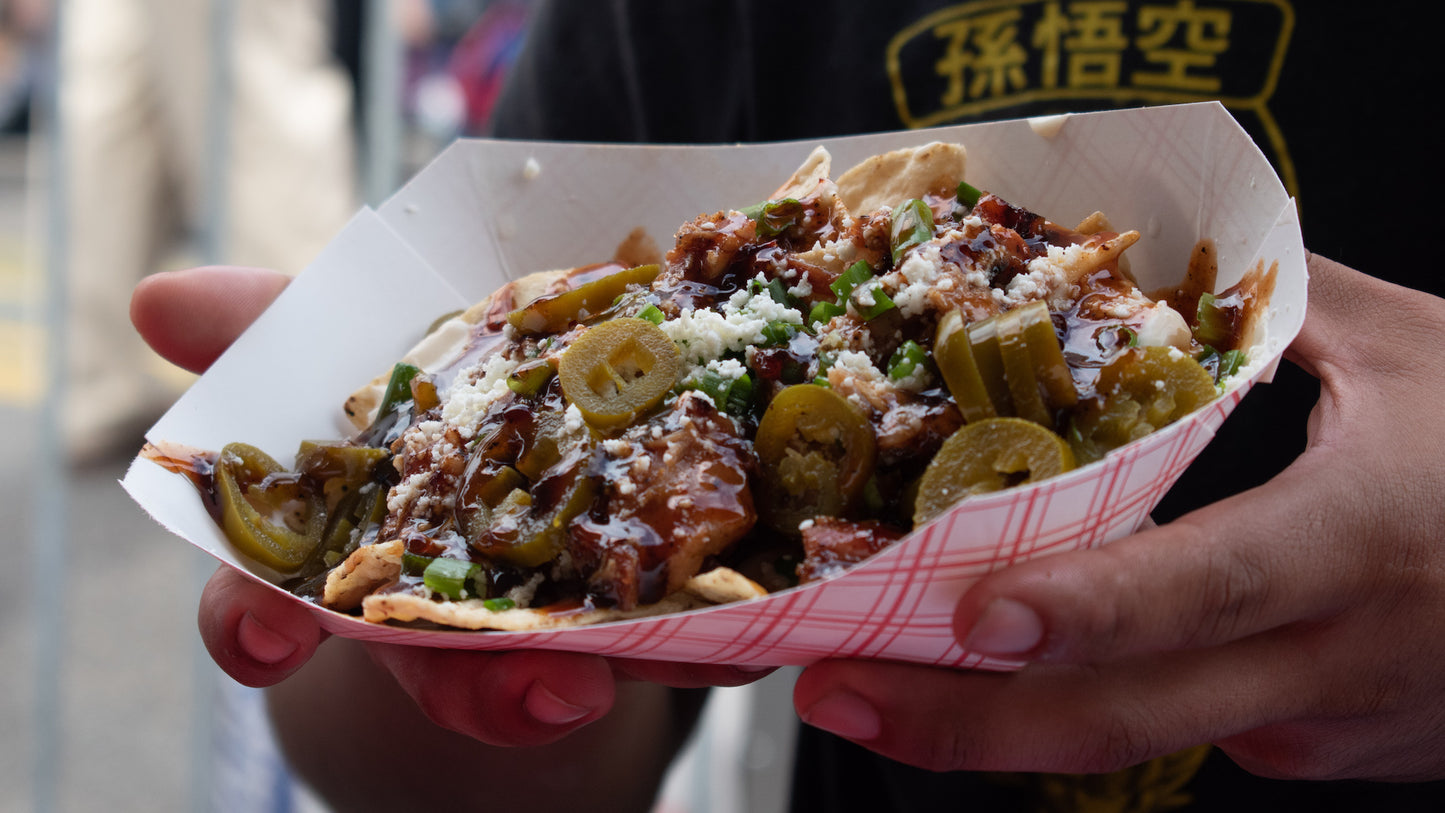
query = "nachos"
xmin=162 ymin=142 xmax=1268 ymax=631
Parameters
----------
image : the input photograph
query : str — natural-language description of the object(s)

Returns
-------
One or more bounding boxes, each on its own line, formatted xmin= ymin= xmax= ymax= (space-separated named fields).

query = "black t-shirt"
xmin=490 ymin=1 xmax=1443 ymax=809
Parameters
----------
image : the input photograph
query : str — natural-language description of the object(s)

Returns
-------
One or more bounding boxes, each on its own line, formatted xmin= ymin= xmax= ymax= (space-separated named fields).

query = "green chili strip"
xmin=377 ymin=363 xmax=422 ymax=418
xmin=1194 ymin=292 xmax=1231 ymax=347
xmin=507 ymin=360 xmax=556 ymax=396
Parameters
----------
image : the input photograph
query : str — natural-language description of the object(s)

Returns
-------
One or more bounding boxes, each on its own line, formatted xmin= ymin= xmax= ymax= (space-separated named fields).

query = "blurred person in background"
xmin=60 ymin=0 xmax=357 ymax=464
xmin=0 ymin=0 xmax=45 ymax=132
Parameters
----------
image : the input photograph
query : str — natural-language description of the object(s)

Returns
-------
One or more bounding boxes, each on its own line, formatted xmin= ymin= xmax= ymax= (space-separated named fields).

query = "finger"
xmin=608 ymin=657 xmax=775 ymax=688
xmin=794 ymin=632 xmax=1315 ymax=775
xmin=131 ymin=266 xmax=290 ymax=373
xmin=1288 ymin=252 xmax=1445 ymax=383
xmin=198 ymin=565 xmax=327 ymax=688
xmin=368 ymin=645 xmax=616 ymax=747
xmin=951 ymin=459 xmax=1363 ymax=665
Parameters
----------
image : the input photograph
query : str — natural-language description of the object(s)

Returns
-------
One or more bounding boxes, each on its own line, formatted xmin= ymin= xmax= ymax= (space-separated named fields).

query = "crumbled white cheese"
xmin=889 ymin=244 xmax=944 ymax=317
xmin=832 ymin=350 xmax=884 ymax=381
xmin=562 ymin=403 xmax=585 ymax=435
xmin=660 ymin=278 xmax=804 ymax=374
xmin=441 ymin=353 xmax=519 ymax=438
xmin=505 ymin=573 xmax=546 ymax=607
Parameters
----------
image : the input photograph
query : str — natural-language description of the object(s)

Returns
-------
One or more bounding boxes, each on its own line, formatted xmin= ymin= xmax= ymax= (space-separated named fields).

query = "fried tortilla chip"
xmin=835 ymin=141 xmax=968 ymax=217
xmin=359 ymin=566 xmax=766 ymax=631
xmin=343 ymin=267 xmax=567 ymax=430
xmin=322 ymin=539 xmax=404 ymax=611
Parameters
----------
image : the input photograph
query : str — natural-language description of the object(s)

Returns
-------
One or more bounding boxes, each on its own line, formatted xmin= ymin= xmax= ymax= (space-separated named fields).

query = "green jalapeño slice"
xmin=215 ymin=442 xmax=326 ymax=573
xmin=754 ymin=384 xmax=876 ymax=533
xmin=558 ymin=317 xmax=682 ymax=432
xmin=913 ymin=418 xmax=1075 ymax=525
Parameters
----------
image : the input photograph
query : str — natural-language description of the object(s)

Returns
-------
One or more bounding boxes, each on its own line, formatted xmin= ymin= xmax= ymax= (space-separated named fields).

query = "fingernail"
xmin=801 ymin=691 xmax=881 ymax=741
xmin=963 ymin=598 xmax=1044 ymax=656
xmin=237 ymin=611 xmax=298 ymax=665
xmin=524 ymin=682 xmax=592 ymax=726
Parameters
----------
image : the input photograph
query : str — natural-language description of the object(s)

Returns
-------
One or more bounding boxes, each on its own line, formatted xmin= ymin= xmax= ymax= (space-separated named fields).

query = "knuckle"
xmin=1074 ymin=708 xmax=1161 ymax=773
xmin=919 ymin=725 xmax=982 ymax=773
xmin=1190 ymin=541 xmax=1273 ymax=646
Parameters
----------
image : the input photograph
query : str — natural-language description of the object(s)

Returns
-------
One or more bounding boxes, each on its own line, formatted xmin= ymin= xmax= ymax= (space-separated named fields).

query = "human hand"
xmin=132 ymin=266 xmax=768 ymax=750
xmin=793 ymin=253 xmax=1445 ymax=782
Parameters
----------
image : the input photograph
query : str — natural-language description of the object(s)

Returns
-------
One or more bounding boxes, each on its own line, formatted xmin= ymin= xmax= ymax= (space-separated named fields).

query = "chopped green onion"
xmin=638 ymin=304 xmax=665 ymax=325
xmin=888 ymin=340 xmax=927 ymax=381
xmin=956 ymin=181 xmax=982 ymax=209
xmin=812 ymin=353 xmax=835 ymax=387
xmin=422 ymin=557 xmax=481 ymax=600
xmin=890 ymin=198 xmax=935 ymax=265
xmin=402 ymin=551 xmax=435 ymax=577
xmin=851 ymin=284 xmax=897 ymax=321
xmin=693 ymin=371 xmax=754 ymax=415
xmin=742 ymin=198 xmax=805 ymax=239
xmin=830 ymin=260 xmax=874 ymax=300
xmin=749 ymin=277 xmax=794 ymax=310
xmin=482 ymin=597 xmax=516 ymax=612
xmin=809 ymin=300 xmax=847 ymax=326
xmin=1217 ymin=349 xmax=1246 ymax=381
xmin=760 ymin=320 xmax=800 ymax=346
xmin=1093 ymin=324 xmax=1138 ymax=354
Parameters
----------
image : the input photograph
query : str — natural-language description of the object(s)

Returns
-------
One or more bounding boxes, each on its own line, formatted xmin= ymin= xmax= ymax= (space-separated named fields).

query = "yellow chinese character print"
xmin=1132 ymin=0 xmax=1232 ymax=92
xmin=1033 ymin=2 xmax=1070 ymax=89
xmin=934 ymin=9 xmax=1030 ymax=107
xmin=1033 ymin=1 xmax=1129 ymax=91
xmin=1064 ymin=1 xmax=1129 ymax=88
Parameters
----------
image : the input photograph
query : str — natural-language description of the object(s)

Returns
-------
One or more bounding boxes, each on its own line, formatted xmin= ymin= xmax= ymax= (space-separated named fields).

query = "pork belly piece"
xmin=569 ymin=392 xmax=757 ymax=610
xmin=798 ymin=517 xmax=905 ymax=585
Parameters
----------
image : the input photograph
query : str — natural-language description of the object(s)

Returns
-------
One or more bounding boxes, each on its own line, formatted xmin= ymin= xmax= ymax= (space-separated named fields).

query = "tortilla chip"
xmin=343 ymin=267 xmax=568 ymax=430
xmin=835 ymin=142 xmax=968 ymax=217
xmin=770 ymin=145 xmax=833 ymax=202
xmin=684 ymin=567 xmax=768 ymax=604
xmin=322 ymin=539 xmax=404 ymax=611
xmin=1054 ymin=230 xmax=1141 ymax=287
xmin=358 ymin=566 xmax=765 ymax=631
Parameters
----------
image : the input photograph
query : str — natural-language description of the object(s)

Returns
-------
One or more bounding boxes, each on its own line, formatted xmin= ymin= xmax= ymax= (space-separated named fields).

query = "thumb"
xmin=131 ymin=266 xmax=290 ymax=373
xmin=198 ymin=565 xmax=327 ymax=687
xmin=951 ymin=457 xmax=1355 ymax=664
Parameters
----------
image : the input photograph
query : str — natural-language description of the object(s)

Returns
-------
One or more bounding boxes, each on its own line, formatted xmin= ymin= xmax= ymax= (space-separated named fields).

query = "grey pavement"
xmin=0 ymin=131 xmax=211 ymax=813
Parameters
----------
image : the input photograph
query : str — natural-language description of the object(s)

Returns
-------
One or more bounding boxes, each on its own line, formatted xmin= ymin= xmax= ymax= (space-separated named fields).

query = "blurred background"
xmin=0 ymin=1 xmax=794 ymax=811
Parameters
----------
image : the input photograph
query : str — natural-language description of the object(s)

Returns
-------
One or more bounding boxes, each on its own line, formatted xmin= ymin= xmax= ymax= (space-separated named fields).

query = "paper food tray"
xmin=123 ymin=102 xmax=1306 ymax=669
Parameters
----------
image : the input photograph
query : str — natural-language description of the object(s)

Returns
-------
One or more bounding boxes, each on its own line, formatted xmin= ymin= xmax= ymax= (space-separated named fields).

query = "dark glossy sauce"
xmin=142 ymin=442 xmax=221 ymax=522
